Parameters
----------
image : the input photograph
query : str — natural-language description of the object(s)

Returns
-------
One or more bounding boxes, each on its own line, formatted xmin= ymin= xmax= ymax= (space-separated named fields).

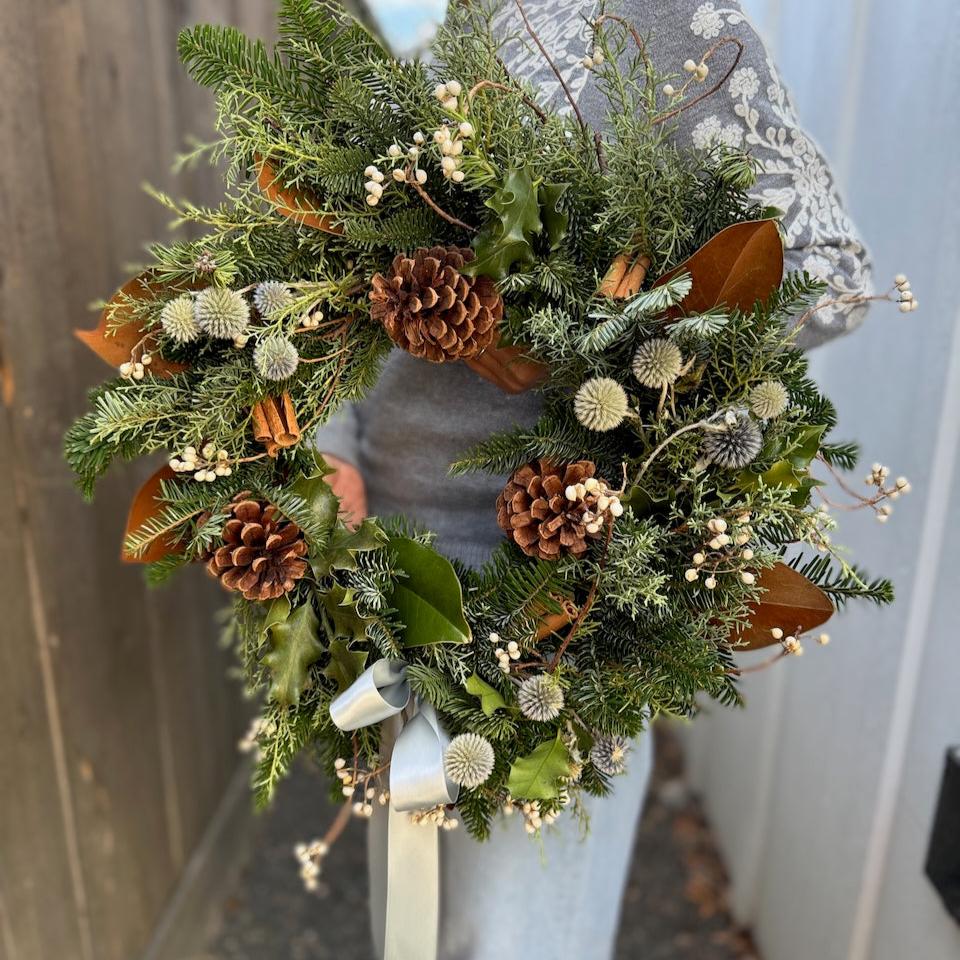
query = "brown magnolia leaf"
xmin=732 ymin=561 xmax=834 ymax=650
xmin=255 ymin=156 xmax=343 ymax=235
xmin=657 ymin=219 xmax=783 ymax=316
xmin=74 ymin=272 xmax=189 ymax=378
xmin=252 ymin=393 xmax=301 ymax=457
xmin=122 ymin=465 xmax=184 ymax=564
xmin=465 ymin=343 xmax=549 ymax=394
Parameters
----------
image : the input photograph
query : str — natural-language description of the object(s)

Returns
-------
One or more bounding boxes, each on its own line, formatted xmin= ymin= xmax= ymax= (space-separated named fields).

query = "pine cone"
xmin=205 ymin=497 xmax=308 ymax=601
xmin=369 ymin=246 xmax=502 ymax=362
xmin=496 ymin=459 xmax=604 ymax=560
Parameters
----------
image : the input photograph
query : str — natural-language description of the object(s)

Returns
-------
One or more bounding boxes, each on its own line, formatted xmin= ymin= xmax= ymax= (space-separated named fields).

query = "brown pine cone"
xmin=496 ymin=459 xmax=604 ymax=560
xmin=369 ymin=246 xmax=502 ymax=362
xmin=205 ymin=497 xmax=308 ymax=601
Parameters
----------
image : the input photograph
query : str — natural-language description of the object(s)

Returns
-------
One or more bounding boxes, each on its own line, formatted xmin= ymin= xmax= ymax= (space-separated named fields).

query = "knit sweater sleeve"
xmin=314 ymin=401 xmax=362 ymax=467
xmin=493 ymin=0 xmax=873 ymax=349
xmin=667 ymin=1 xmax=872 ymax=348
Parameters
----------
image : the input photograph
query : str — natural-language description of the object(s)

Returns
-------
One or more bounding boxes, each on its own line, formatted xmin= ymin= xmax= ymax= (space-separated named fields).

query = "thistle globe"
xmin=253 ymin=280 xmax=294 ymax=319
xmin=574 ymin=377 xmax=629 ymax=432
xmin=444 ymin=733 xmax=495 ymax=788
xmin=160 ymin=294 xmax=200 ymax=343
xmin=632 ymin=338 xmax=683 ymax=388
xmin=702 ymin=411 xmax=763 ymax=469
xmin=517 ymin=674 xmax=564 ymax=722
xmin=194 ymin=286 xmax=250 ymax=340
xmin=749 ymin=379 xmax=790 ymax=420
xmin=254 ymin=336 xmax=300 ymax=381
xmin=589 ymin=734 xmax=629 ymax=776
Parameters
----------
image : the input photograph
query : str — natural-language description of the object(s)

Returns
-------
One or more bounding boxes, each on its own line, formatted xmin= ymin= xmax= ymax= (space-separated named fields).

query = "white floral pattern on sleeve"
xmin=684 ymin=5 xmax=872 ymax=343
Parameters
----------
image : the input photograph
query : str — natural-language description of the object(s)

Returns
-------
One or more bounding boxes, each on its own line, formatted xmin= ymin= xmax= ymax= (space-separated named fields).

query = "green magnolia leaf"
xmin=465 ymin=166 xmax=542 ymax=280
xmin=322 ymin=637 xmax=368 ymax=692
xmin=507 ymin=732 xmax=571 ymax=801
xmin=320 ymin=583 xmax=373 ymax=643
xmin=538 ymin=182 xmax=569 ymax=251
xmin=739 ymin=425 xmax=827 ymax=493
xmin=311 ymin=517 xmax=387 ymax=577
xmin=263 ymin=602 xmax=323 ymax=706
xmin=387 ymin=536 xmax=471 ymax=646
xmin=465 ymin=673 xmax=508 ymax=715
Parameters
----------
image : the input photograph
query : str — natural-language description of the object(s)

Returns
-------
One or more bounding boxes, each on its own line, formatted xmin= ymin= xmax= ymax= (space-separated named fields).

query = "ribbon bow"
xmin=330 ymin=660 xmax=458 ymax=960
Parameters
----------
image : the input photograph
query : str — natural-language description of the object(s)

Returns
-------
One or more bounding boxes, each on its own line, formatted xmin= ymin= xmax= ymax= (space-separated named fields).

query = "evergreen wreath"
xmin=66 ymin=0 xmax=917 ymax=853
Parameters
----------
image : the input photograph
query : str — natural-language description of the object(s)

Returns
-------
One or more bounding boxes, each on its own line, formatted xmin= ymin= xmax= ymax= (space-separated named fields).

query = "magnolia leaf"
xmin=122 ymin=465 xmax=183 ymax=563
xmin=387 ymin=537 xmax=471 ymax=646
xmin=538 ymin=182 xmax=569 ymax=250
xmin=507 ymin=732 xmax=571 ymax=800
xmin=312 ymin=518 xmax=387 ymax=577
xmin=732 ymin=562 xmax=834 ymax=651
xmin=264 ymin=602 xmax=323 ymax=706
xmin=320 ymin=583 xmax=373 ymax=643
xmin=255 ymin=156 xmax=343 ymax=234
xmin=75 ymin=272 xmax=189 ymax=378
xmin=657 ymin=220 xmax=783 ymax=317
xmin=465 ymin=673 xmax=508 ymax=716
xmin=322 ymin=637 xmax=369 ymax=693
xmin=465 ymin=167 xmax=542 ymax=280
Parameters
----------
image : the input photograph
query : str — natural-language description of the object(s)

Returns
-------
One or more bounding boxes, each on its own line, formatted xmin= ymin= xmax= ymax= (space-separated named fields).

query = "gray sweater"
xmin=317 ymin=0 xmax=870 ymax=567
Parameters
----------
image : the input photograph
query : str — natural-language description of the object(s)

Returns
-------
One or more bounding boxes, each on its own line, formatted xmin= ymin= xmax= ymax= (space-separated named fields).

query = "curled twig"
xmin=468 ymin=79 xmax=548 ymax=122
xmin=652 ymin=37 xmax=745 ymax=126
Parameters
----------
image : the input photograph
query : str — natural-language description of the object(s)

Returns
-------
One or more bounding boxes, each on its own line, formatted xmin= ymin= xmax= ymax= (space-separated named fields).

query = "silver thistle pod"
xmin=254 ymin=335 xmax=300 ymax=381
xmin=253 ymin=280 xmax=295 ymax=319
xmin=632 ymin=337 xmax=683 ymax=388
xmin=573 ymin=377 xmax=629 ymax=431
xmin=702 ymin=411 xmax=763 ymax=469
xmin=517 ymin=674 xmax=564 ymax=722
xmin=589 ymin=734 xmax=629 ymax=776
xmin=444 ymin=733 xmax=495 ymax=788
xmin=749 ymin=379 xmax=789 ymax=420
xmin=194 ymin=286 xmax=250 ymax=340
xmin=160 ymin=294 xmax=200 ymax=343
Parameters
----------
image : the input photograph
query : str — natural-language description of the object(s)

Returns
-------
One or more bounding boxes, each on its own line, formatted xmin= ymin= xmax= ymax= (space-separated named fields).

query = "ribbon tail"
xmin=384 ymin=804 xmax=439 ymax=960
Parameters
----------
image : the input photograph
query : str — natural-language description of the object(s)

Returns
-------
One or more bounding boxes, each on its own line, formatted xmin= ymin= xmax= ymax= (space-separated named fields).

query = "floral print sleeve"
xmin=494 ymin=0 xmax=872 ymax=350
xmin=682 ymin=2 xmax=871 ymax=348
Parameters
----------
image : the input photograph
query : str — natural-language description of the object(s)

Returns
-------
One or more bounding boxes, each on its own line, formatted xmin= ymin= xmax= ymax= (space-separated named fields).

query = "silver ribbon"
xmin=330 ymin=660 xmax=459 ymax=960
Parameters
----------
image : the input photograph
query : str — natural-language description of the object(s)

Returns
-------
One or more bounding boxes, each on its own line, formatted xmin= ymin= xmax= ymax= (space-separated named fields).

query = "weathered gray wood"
xmin=0 ymin=2 xmax=274 ymax=958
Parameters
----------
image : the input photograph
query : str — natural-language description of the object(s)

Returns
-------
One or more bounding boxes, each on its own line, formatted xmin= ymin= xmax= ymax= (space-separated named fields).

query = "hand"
xmin=322 ymin=453 xmax=368 ymax=527
xmin=465 ymin=343 xmax=550 ymax=395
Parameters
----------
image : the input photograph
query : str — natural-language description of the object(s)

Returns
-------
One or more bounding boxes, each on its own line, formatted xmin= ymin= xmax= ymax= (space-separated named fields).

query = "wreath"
xmin=67 ymin=0 xmax=915 ymax=887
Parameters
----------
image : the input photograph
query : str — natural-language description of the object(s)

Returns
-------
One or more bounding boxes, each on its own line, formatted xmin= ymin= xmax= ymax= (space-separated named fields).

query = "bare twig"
xmin=468 ymin=79 xmax=548 ymax=122
xmin=652 ymin=37 xmax=745 ymax=126
xmin=513 ymin=0 xmax=588 ymax=134
xmin=406 ymin=168 xmax=476 ymax=233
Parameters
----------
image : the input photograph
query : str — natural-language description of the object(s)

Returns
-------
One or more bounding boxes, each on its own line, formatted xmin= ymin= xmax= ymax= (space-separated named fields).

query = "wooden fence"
xmin=0 ymin=4 xmax=278 ymax=959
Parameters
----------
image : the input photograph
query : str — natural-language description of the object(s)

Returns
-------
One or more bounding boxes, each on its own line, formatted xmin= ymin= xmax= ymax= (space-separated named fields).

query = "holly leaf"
xmin=464 ymin=167 xmax=542 ymax=280
xmin=311 ymin=517 xmax=387 ymax=577
xmin=738 ymin=425 xmax=826 ymax=495
xmin=322 ymin=637 xmax=368 ymax=693
xmin=387 ymin=537 xmax=471 ymax=646
xmin=263 ymin=601 xmax=323 ymax=706
xmin=289 ymin=455 xmax=340 ymax=533
xmin=538 ymin=182 xmax=569 ymax=250
xmin=507 ymin=732 xmax=571 ymax=800
xmin=465 ymin=673 xmax=508 ymax=716
xmin=320 ymin=583 xmax=373 ymax=643
xmin=731 ymin=562 xmax=834 ymax=650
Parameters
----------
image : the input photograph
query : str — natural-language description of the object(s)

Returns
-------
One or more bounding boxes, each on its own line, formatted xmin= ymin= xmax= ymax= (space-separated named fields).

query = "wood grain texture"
xmin=0 ymin=3 xmax=271 ymax=958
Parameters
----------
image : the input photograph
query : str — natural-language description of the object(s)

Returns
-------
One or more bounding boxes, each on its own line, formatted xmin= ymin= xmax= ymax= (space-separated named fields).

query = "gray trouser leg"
xmin=368 ymin=732 xmax=653 ymax=960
